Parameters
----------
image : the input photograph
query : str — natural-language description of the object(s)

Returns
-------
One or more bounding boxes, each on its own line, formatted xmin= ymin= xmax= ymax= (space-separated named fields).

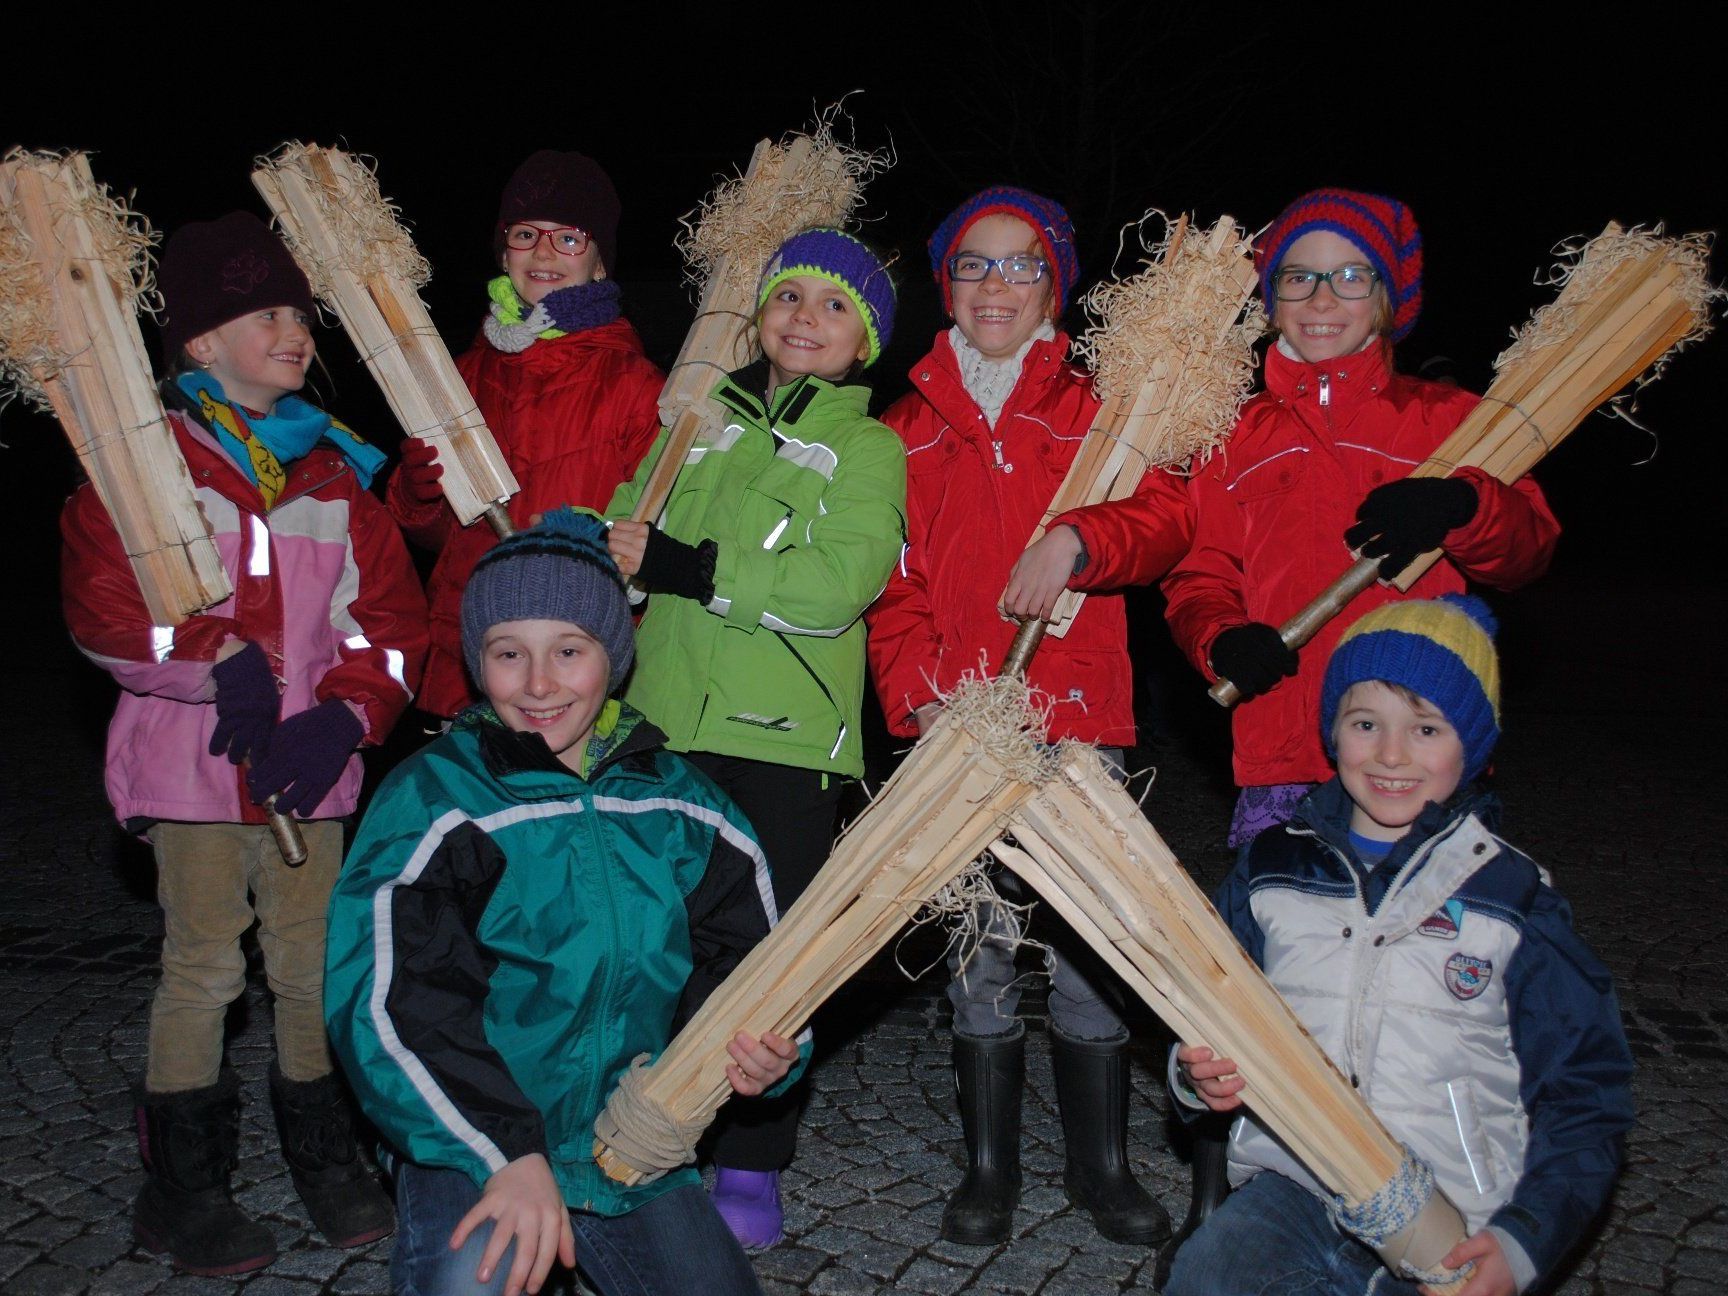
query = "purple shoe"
xmin=711 ymin=1167 xmax=783 ymax=1250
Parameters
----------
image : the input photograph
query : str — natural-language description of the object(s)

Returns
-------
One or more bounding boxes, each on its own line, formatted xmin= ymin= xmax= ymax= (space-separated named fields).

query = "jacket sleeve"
xmin=1052 ymin=465 xmax=1195 ymax=592
xmin=674 ymin=807 xmax=811 ymax=1095
xmin=864 ymin=535 xmax=939 ymax=737
xmin=383 ymin=451 xmax=457 ymax=554
xmin=325 ymin=784 xmax=548 ymax=1188
xmin=603 ymin=424 xmax=668 ymax=524
xmin=312 ymin=486 xmax=429 ymax=744
xmin=1489 ymin=884 xmax=1634 ymax=1288
xmin=60 ymin=483 xmax=239 ymax=704
xmin=1160 ymin=466 xmax=1250 ymax=680
xmin=708 ymin=427 xmax=908 ymax=639
xmin=1440 ymin=467 xmax=1560 ymax=591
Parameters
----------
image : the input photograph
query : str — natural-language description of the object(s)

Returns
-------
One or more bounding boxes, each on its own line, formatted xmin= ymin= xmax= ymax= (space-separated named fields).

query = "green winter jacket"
xmin=607 ymin=365 xmax=907 ymax=778
xmin=324 ymin=704 xmax=806 ymax=1215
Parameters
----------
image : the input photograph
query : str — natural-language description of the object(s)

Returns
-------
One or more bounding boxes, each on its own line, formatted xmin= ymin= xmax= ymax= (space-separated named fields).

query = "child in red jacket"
xmin=867 ymin=187 xmax=1190 ymax=1248
xmin=388 ymin=150 xmax=664 ymax=719
xmin=1160 ymin=188 xmax=1559 ymax=848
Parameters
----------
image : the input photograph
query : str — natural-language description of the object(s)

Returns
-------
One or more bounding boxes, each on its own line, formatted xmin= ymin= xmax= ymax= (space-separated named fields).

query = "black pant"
xmin=685 ymin=751 xmax=843 ymax=1171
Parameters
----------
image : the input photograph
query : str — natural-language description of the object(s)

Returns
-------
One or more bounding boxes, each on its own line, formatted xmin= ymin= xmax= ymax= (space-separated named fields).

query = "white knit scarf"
xmin=949 ymin=321 xmax=1057 ymax=429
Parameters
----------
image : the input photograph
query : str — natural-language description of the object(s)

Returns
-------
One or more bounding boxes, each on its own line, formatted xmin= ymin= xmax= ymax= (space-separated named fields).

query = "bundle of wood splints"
xmin=1211 ymin=222 xmax=1722 ymax=706
xmin=252 ymin=145 xmax=519 ymax=538
xmin=0 ymin=150 xmax=230 ymax=624
xmin=628 ymin=114 xmax=887 ymax=524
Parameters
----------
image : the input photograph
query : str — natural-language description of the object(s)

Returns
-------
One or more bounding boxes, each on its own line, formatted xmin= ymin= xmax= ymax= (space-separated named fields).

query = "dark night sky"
xmin=3 ymin=9 xmax=1721 ymax=597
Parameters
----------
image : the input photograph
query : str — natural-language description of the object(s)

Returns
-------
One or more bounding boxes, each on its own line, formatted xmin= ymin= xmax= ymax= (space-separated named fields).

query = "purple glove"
xmin=209 ymin=642 xmax=279 ymax=765
xmin=246 ymin=699 xmax=364 ymax=816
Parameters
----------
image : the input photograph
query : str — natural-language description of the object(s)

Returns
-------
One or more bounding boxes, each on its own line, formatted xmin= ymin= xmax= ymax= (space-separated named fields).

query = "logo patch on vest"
xmin=1443 ymin=952 xmax=1493 ymax=1000
xmin=1419 ymin=900 xmax=1465 ymax=940
xmin=726 ymin=712 xmax=799 ymax=732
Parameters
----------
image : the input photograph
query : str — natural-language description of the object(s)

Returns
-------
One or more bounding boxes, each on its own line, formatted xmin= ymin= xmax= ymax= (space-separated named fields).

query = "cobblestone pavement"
xmin=3 ymin=571 xmax=1724 ymax=1295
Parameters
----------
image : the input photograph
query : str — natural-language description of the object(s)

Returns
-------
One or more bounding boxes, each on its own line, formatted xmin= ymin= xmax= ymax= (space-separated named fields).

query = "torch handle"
xmin=1000 ymin=619 xmax=1048 ymax=680
xmin=264 ymin=796 xmax=308 ymax=867
xmin=1208 ymin=555 xmax=1381 ymax=708
xmin=483 ymin=502 xmax=515 ymax=539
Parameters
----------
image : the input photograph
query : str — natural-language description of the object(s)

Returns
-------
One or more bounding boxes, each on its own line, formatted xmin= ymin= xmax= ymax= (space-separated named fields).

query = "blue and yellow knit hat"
xmin=461 ymin=509 xmax=634 ymax=693
xmin=1322 ymin=594 xmax=1502 ymax=781
xmin=757 ymin=228 xmax=896 ymax=368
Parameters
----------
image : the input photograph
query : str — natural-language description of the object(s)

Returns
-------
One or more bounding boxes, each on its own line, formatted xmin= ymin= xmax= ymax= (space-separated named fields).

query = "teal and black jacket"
xmin=607 ymin=362 xmax=907 ymax=778
xmin=324 ymin=704 xmax=807 ymax=1215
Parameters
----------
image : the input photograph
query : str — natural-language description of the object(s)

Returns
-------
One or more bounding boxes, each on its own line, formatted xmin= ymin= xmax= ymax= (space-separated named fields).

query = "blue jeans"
xmin=1165 ymin=1172 xmax=1423 ymax=1296
xmin=392 ymin=1162 xmax=764 ymax=1296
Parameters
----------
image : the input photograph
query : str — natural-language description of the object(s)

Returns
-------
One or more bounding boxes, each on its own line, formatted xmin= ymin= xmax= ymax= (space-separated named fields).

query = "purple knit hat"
xmin=758 ymin=227 xmax=897 ymax=367
xmin=158 ymin=212 xmax=316 ymax=360
xmin=928 ymin=186 xmax=1080 ymax=316
xmin=1257 ymin=188 xmax=1424 ymax=342
xmin=495 ymin=150 xmax=620 ymax=275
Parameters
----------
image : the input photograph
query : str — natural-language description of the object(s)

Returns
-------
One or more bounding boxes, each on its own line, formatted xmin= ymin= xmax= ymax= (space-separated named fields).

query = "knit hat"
xmin=1322 ymin=594 xmax=1501 ymax=781
xmin=757 ymin=227 xmax=897 ymax=367
xmin=928 ymin=186 xmax=1080 ymax=316
xmin=158 ymin=212 xmax=316 ymax=361
xmin=495 ymin=150 xmax=621 ymax=275
xmin=461 ymin=509 xmax=634 ymax=693
xmin=1257 ymin=188 xmax=1423 ymax=342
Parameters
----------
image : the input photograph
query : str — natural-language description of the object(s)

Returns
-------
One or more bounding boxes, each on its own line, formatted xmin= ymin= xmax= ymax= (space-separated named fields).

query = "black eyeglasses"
xmin=945 ymin=253 xmax=1049 ymax=285
xmin=1272 ymin=265 xmax=1379 ymax=301
xmin=502 ymin=224 xmax=592 ymax=257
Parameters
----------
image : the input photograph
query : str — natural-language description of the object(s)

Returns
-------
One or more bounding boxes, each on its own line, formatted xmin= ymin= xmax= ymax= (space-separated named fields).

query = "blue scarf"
xmin=175 ymin=372 xmax=386 ymax=504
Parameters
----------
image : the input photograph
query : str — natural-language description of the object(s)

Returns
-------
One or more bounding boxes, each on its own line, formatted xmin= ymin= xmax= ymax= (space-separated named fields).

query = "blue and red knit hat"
xmin=758 ymin=227 xmax=897 ymax=367
xmin=928 ymin=186 xmax=1080 ymax=316
xmin=1257 ymin=188 xmax=1424 ymax=342
xmin=1321 ymin=594 xmax=1501 ymax=782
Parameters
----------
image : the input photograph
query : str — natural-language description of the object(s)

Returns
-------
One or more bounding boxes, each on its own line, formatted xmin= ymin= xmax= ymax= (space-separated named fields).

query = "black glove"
xmin=246 ymin=699 xmax=364 ymax=816
xmin=209 ymin=642 xmax=279 ymax=765
xmin=637 ymin=526 xmax=717 ymax=603
xmin=1345 ymin=477 xmax=1479 ymax=579
xmin=1209 ymin=623 xmax=1298 ymax=701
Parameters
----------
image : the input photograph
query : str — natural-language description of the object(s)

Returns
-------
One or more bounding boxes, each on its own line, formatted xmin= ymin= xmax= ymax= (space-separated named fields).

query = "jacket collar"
xmin=463 ymin=700 xmax=667 ymax=792
xmin=710 ymin=360 xmax=870 ymax=432
xmin=1263 ymin=336 xmax=1394 ymax=410
xmin=168 ymin=409 xmax=349 ymax=510
xmin=1290 ymin=777 xmax=1500 ymax=876
xmin=910 ymin=329 xmax=1076 ymax=431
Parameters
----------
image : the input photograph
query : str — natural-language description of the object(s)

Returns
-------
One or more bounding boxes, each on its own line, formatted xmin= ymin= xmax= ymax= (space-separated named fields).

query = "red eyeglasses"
xmin=501 ymin=224 xmax=592 ymax=257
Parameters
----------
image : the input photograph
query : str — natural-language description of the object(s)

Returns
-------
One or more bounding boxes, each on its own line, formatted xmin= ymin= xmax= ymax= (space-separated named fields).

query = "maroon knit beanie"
xmin=494 ymin=150 xmax=620 ymax=275
xmin=158 ymin=212 xmax=316 ymax=361
xmin=1257 ymin=188 xmax=1423 ymax=342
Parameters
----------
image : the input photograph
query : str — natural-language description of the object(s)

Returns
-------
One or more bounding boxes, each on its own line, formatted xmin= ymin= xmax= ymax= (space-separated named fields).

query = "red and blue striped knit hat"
xmin=1257 ymin=188 xmax=1424 ymax=342
xmin=928 ymin=186 xmax=1080 ymax=316
xmin=758 ymin=227 xmax=897 ymax=367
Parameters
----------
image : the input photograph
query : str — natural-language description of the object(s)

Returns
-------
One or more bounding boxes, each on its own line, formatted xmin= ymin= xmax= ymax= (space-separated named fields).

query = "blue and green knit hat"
xmin=757 ymin=228 xmax=896 ymax=367
xmin=461 ymin=509 xmax=634 ymax=692
xmin=1322 ymin=594 xmax=1502 ymax=781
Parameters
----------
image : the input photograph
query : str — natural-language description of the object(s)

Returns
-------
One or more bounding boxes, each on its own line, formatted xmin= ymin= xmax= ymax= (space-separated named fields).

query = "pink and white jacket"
xmin=61 ymin=411 xmax=428 ymax=828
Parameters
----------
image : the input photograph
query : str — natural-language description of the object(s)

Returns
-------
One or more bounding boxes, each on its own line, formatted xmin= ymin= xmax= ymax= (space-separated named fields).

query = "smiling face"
xmin=502 ymin=220 xmax=603 ymax=306
xmin=481 ymin=618 xmax=611 ymax=773
xmin=757 ymin=274 xmax=871 ymax=391
xmin=1332 ymin=681 xmax=1466 ymax=842
xmin=1271 ymin=229 xmax=1386 ymax=364
xmin=948 ymin=214 xmax=1055 ymax=361
xmin=186 ymin=306 xmax=314 ymax=413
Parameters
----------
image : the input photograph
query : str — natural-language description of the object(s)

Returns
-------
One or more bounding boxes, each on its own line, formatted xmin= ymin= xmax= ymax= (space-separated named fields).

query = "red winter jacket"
xmin=867 ymin=332 xmax=1190 ymax=747
xmin=387 ymin=318 xmax=663 ymax=718
xmin=1161 ymin=339 xmax=1560 ymax=787
xmin=62 ymin=412 xmax=427 ymax=828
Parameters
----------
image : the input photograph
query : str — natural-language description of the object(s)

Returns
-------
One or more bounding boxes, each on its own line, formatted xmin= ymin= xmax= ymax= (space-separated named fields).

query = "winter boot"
xmin=941 ymin=1028 xmax=1025 ymax=1245
xmin=132 ymin=1070 xmax=278 ymax=1275
xmin=268 ymin=1063 xmax=394 ymax=1248
xmin=1154 ymin=1116 xmax=1232 ymax=1288
xmin=710 ymin=1168 xmax=783 ymax=1250
xmin=1051 ymin=1029 xmax=1171 ymax=1245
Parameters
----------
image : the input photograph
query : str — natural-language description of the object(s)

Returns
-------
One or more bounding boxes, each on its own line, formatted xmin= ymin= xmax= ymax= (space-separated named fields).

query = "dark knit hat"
xmin=928 ymin=186 xmax=1080 ymax=316
xmin=758 ymin=227 xmax=897 ymax=367
xmin=495 ymin=150 xmax=620 ymax=275
xmin=158 ymin=212 xmax=316 ymax=360
xmin=1258 ymin=188 xmax=1424 ymax=342
xmin=461 ymin=509 xmax=635 ymax=693
xmin=1322 ymin=594 xmax=1502 ymax=782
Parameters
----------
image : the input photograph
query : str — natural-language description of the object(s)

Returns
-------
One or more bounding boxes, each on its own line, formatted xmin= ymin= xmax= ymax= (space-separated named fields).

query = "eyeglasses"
xmin=1272 ymin=265 xmax=1379 ymax=301
xmin=502 ymin=223 xmax=592 ymax=257
xmin=945 ymin=253 xmax=1048 ymax=285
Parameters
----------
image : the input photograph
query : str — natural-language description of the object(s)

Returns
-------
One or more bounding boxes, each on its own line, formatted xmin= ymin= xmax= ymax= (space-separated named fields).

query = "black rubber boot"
xmin=132 ymin=1070 xmax=278 ymax=1276
xmin=269 ymin=1064 xmax=394 ymax=1248
xmin=1051 ymin=1029 xmax=1172 ymax=1246
xmin=940 ymin=1029 xmax=1025 ymax=1245
xmin=1153 ymin=1116 xmax=1232 ymax=1288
